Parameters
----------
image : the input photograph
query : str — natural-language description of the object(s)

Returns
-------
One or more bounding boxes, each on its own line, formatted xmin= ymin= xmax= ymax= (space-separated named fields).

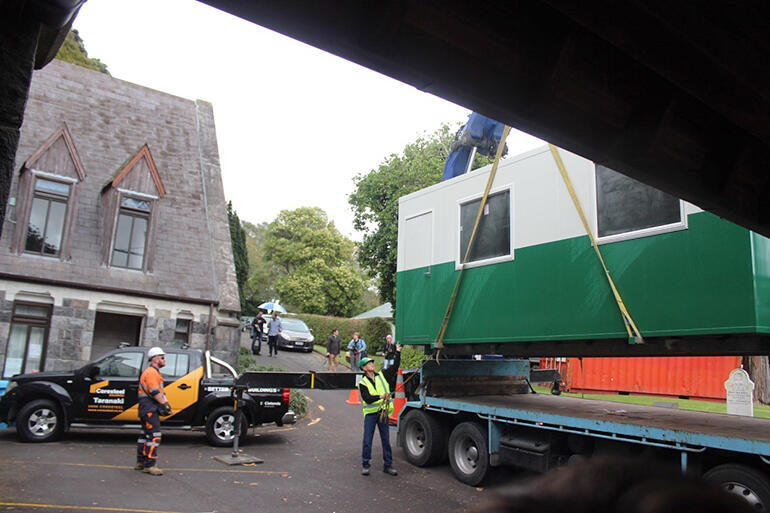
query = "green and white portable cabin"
xmin=395 ymin=145 xmax=770 ymax=357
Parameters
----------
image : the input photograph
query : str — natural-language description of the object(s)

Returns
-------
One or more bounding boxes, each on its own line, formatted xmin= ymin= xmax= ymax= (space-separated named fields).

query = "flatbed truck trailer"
xmin=397 ymin=360 xmax=770 ymax=508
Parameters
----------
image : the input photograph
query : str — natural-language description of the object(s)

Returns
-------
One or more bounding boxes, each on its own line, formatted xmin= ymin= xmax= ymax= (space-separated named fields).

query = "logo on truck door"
xmin=87 ymin=380 xmax=127 ymax=413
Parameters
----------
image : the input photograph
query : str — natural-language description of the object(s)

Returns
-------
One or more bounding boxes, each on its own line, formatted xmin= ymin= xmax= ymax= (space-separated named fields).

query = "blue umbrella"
xmin=258 ymin=301 xmax=287 ymax=313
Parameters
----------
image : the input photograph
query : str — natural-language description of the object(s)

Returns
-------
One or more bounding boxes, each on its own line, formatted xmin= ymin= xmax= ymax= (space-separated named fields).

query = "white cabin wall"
xmin=397 ymin=145 xmax=702 ymax=273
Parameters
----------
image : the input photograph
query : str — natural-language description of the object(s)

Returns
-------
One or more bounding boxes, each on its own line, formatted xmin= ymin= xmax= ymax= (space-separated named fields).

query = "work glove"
xmin=158 ymin=402 xmax=172 ymax=416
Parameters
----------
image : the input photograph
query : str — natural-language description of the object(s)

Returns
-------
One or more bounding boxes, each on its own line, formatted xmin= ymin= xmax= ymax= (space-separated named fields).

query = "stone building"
xmin=0 ymin=60 xmax=241 ymax=377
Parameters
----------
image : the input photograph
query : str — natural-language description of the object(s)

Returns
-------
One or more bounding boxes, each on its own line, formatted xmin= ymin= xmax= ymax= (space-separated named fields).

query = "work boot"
xmin=143 ymin=466 xmax=163 ymax=476
xmin=383 ymin=466 xmax=398 ymax=476
xmin=134 ymin=462 xmax=144 ymax=471
xmin=361 ymin=466 xmax=370 ymax=476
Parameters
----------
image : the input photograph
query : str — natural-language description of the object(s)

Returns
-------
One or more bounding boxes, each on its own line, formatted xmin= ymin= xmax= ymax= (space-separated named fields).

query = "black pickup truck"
xmin=0 ymin=346 xmax=290 ymax=446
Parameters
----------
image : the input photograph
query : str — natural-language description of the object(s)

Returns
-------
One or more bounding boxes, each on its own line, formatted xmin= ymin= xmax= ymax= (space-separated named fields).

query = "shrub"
xmin=400 ymin=345 xmax=426 ymax=370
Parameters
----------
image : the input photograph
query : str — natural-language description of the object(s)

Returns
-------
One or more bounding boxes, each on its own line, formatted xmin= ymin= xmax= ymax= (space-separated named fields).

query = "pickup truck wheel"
xmin=704 ymin=463 xmax=770 ymax=510
xmin=205 ymin=406 xmax=249 ymax=447
xmin=17 ymin=399 xmax=63 ymax=443
xmin=448 ymin=421 xmax=489 ymax=486
xmin=399 ymin=409 xmax=447 ymax=467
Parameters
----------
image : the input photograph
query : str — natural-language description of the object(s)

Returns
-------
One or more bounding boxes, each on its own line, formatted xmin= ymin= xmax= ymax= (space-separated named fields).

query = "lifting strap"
xmin=548 ymin=144 xmax=643 ymax=344
xmin=433 ymin=125 xmax=512 ymax=350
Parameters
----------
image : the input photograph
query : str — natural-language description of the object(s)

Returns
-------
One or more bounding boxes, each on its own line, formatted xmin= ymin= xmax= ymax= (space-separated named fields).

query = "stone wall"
xmin=0 ymin=286 xmax=241 ymax=375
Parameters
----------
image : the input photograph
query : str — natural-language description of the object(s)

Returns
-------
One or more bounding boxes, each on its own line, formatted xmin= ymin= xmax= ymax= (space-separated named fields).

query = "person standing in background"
xmin=383 ymin=334 xmax=397 ymax=370
xmin=347 ymin=332 xmax=366 ymax=371
xmin=327 ymin=328 xmax=341 ymax=371
xmin=267 ymin=312 xmax=282 ymax=357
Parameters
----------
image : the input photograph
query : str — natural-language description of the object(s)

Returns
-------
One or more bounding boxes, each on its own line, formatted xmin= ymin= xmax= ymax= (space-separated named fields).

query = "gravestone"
xmin=724 ymin=367 xmax=754 ymax=416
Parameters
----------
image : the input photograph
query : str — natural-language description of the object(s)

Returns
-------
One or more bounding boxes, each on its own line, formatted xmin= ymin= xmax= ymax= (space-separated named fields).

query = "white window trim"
xmin=455 ymin=184 xmax=514 ymax=270
xmin=30 ymin=169 xmax=79 ymax=183
xmin=592 ymin=167 xmax=688 ymax=245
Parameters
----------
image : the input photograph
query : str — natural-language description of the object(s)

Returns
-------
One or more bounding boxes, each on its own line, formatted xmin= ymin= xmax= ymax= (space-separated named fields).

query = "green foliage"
xmin=227 ymin=202 xmax=250 ymax=311
xmin=236 ymin=347 xmax=308 ymax=417
xmin=264 ymin=207 xmax=367 ymax=317
xmin=241 ymin=220 xmax=282 ymax=316
xmin=399 ymin=345 xmax=426 ymax=370
xmin=349 ymin=123 xmax=493 ymax=308
xmin=363 ymin=317 xmax=392 ymax=355
xmin=55 ymin=30 xmax=109 ymax=74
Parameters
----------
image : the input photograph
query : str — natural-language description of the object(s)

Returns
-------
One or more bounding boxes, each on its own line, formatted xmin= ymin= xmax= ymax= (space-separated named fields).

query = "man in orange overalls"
xmin=135 ymin=347 xmax=172 ymax=476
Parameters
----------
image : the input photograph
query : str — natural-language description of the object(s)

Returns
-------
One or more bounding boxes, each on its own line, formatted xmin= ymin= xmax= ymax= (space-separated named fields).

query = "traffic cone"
xmin=389 ymin=369 xmax=406 ymax=425
xmin=346 ymin=388 xmax=361 ymax=405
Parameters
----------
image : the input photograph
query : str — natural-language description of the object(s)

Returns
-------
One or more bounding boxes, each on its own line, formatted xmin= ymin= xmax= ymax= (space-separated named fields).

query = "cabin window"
xmin=2 ymin=303 xmax=51 ymax=378
xmin=24 ymin=177 xmax=72 ymax=257
xmin=458 ymin=188 xmax=512 ymax=267
xmin=595 ymin=165 xmax=685 ymax=243
xmin=111 ymin=196 xmax=151 ymax=270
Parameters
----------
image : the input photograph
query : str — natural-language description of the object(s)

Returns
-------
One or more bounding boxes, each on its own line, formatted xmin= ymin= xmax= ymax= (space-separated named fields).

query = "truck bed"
xmin=423 ymin=393 xmax=770 ymax=456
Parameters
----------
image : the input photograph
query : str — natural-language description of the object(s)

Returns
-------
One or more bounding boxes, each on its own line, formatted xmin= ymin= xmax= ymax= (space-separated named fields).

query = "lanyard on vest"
xmin=362 ymin=373 xmax=389 ymax=411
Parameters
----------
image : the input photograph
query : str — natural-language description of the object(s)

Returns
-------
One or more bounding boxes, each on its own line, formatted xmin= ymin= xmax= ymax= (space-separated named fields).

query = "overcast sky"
xmin=72 ymin=0 xmax=543 ymax=239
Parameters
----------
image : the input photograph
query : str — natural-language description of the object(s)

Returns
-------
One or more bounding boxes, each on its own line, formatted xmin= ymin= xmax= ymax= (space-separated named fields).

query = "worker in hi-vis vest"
xmin=136 ymin=347 xmax=172 ymax=476
xmin=357 ymin=343 xmax=402 ymax=476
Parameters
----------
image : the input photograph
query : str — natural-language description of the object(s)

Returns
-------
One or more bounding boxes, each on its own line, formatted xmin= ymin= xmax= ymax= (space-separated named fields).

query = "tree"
xmin=264 ymin=207 xmax=366 ymax=317
xmin=227 ymin=202 xmax=249 ymax=311
xmin=55 ymin=30 xmax=110 ymax=75
xmin=349 ymin=123 xmax=493 ymax=307
xmin=241 ymin=220 xmax=283 ymax=315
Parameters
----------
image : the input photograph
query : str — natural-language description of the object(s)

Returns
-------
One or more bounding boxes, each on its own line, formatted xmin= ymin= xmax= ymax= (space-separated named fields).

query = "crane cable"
xmin=433 ymin=125 xmax=512 ymax=351
xmin=548 ymin=144 xmax=643 ymax=344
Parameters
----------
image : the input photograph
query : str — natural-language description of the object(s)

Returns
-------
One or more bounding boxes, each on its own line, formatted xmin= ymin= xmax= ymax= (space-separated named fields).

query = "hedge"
xmin=286 ymin=313 xmax=393 ymax=355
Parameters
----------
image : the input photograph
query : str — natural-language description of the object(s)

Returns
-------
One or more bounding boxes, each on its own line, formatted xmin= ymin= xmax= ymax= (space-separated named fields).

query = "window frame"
xmin=21 ymin=173 xmax=77 ymax=259
xmin=2 ymin=301 xmax=52 ymax=378
xmin=593 ymin=165 xmax=688 ymax=245
xmin=455 ymin=184 xmax=515 ymax=270
xmin=172 ymin=318 xmax=192 ymax=347
xmin=109 ymin=192 xmax=154 ymax=271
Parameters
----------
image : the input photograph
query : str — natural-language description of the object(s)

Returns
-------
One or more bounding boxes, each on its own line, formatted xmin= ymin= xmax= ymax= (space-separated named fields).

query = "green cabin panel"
xmin=396 ymin=212 xmax=759 ymax=345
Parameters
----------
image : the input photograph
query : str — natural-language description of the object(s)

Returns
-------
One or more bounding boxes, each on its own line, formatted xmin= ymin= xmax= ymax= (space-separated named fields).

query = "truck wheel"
xmin=17 ymin=399 xmax=63 ymax=443
xmin=448 ymin=421 xmax=489 ymax=486
xmin=399 ymin=409 xmax=447 ymax=467
xmin=205 ymin=406 xmax=248 ymax=447
xmin=704 ymin=463 xmax=770 ymax=510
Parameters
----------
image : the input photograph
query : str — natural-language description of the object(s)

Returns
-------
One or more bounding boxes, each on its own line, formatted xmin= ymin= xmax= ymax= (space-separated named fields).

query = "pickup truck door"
xmin=71 ymin=350 xmax=144 ymax=422
xmin=158 ymin=350 xmax=202 ymax=425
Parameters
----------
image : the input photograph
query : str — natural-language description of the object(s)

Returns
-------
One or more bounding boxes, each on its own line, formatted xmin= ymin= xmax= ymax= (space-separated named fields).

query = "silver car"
xmin=275 ymin=318 xmax=314 ymax=352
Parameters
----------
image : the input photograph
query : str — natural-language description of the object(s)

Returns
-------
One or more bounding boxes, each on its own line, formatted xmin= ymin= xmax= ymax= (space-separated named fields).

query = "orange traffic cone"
xmin=346 ymin=388 xmax=361 ymax=405
xmin=389 ymin=369 xmax=406 ymax=425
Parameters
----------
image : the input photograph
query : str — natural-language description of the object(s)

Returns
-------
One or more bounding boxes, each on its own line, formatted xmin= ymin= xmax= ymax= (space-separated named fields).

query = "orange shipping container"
xmin=542 ymin=357 xmax=742 ymax=400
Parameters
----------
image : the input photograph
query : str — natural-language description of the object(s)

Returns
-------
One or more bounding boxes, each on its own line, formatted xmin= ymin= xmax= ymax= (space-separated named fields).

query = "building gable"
xmin=23 ymin=122 xmax=86 ymax=181
xmin=107 ymin=144 xmax=166 ymax=198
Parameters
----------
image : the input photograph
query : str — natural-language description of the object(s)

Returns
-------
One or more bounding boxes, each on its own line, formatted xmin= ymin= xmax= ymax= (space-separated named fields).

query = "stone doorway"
xmin=91 ymin=312 xmax=143 ymax=360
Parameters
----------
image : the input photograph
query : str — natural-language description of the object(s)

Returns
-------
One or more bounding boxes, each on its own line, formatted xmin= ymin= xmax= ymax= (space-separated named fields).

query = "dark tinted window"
xmin=596 ymin=165 xmax=681 ymax=238
xmin=460 ymin=189 xmax=510 ymax=264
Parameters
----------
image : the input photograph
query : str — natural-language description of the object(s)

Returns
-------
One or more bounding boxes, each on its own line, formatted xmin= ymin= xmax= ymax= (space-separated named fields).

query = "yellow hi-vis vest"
xmin=360 ymin=372 xmax=393 ymax=418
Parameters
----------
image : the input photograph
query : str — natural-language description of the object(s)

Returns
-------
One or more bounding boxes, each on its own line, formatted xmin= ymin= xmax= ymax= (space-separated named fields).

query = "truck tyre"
xmin=399 ymin=409 xmax=447 ymax=467
xmin=17 ymin=399 xmax=63 ymax=443
xmin=448 ymin=421 xmax=489 ymax=486
xmin=205 ymin=406 xmax=249 ymax=447
xmin=704 ymin=463 xmax=770 ymax=510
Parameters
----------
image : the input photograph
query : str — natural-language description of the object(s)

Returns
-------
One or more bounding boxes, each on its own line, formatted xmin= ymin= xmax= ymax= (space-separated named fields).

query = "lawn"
xmin=532 ymin=385 xmax=770 ymax=419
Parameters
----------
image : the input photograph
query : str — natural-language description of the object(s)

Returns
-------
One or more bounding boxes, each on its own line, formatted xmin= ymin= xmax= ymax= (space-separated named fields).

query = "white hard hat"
xmin=147 ymin=347 xmax=166 ymax=360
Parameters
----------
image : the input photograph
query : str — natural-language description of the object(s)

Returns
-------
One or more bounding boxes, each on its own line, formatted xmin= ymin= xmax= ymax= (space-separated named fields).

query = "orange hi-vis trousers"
xmin=137 ymin=402 xmax=162 ymax=468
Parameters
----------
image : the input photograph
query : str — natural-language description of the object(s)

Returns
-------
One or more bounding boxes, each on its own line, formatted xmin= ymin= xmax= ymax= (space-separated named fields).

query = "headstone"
xmin=724 ymin=367 xmax=754 ymax=416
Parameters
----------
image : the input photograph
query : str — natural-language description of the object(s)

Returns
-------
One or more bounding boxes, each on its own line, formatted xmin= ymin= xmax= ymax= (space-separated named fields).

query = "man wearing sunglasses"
xmin=135 ymin=347 xmax=172 ymax=476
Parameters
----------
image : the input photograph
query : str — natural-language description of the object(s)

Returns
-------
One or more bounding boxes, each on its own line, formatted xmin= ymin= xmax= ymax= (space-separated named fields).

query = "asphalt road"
xmin=0 ymin=349 xmax=526 ymax=513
